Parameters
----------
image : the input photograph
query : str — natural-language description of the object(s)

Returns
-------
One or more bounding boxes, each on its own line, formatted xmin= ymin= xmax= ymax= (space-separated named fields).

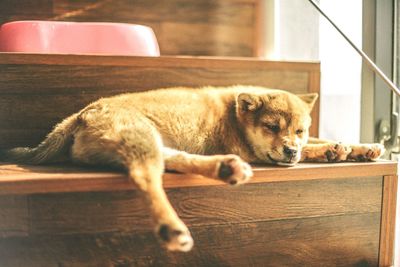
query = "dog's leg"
xmin=302 ymin=142 xmax=384 ymax=162
xmin=129 ymin=157 xmax=193 ymax=252
xmin=163 ymin=148 xmax=253 ymax=185
xmin=301 ymin=143 xmax=352 ymax=162
xmin=71 ymin=109 xmax=193 ymax=252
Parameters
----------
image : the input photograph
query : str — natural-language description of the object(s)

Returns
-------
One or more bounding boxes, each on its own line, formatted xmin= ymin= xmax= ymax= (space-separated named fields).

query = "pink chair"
xmin=0 ymin=21 xmax=160 ymax=56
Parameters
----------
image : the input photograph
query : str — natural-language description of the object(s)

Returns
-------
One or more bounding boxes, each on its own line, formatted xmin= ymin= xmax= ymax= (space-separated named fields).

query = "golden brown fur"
xmin=1 ymin=86 xmax=383 ymax=252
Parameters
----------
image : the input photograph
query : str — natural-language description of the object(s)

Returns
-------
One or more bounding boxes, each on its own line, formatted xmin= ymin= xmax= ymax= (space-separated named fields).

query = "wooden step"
xmin=0 ymin=161 xmax=396 ymax=195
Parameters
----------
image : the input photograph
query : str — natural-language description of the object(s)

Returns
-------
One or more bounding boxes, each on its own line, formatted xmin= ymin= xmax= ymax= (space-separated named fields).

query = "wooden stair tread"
xmin=0 ymin=53 xmax=320 ymax=69
xmin=0 ymin=161 xmax=396 ymax=195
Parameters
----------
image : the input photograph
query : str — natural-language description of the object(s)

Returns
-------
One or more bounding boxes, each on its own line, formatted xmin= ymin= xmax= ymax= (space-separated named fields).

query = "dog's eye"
xmin=264 ymin=124 xmax=280 ymax=133
xmin=296 ymin=129 xmax=304 ymax=135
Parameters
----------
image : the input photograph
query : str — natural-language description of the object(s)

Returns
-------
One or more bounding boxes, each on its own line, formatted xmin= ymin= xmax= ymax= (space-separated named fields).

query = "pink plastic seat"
xmin=0 ymin=21 xmax=160 ymax=56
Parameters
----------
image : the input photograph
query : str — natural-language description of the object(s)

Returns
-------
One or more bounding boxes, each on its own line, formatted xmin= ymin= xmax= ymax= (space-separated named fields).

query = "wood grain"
xmin=0 ymin=65 xmax=310 ymax=95
xmin=52 ymin=0 xmax=256 ymax=26
xmin=379 ymin=175 xmax=398 ymax=267
xmin=0 ymin=0 xmax=52 ymax=20
xmin=0 ymin=195 xmax=28 ymax=238
xmin=0 ymin=213 xmax=381 ymax=267
xmin=0 ymin=54 xmax=320 ymax=148
xmin=160 ymin=22 xmax=254 ymax=56
xmin=0 ymin=161 xmax=396 ymax=195
xmin=17 ymin=176 xmax=381 ymax=236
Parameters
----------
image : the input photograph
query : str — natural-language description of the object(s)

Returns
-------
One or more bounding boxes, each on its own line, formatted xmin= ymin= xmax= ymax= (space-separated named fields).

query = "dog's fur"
xmin=1 ymin=86 xmax=384 ymax=252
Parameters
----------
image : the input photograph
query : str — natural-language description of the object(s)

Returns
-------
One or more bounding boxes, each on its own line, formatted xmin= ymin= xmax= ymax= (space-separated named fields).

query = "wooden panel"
xmin=160 ymin=22 xmax=254 ymax=56
xmin=0 ymin=53 xmax=321 ymax=70
xmin=0 ymin=0 xmax=259 ymax=56
xmin=0 ymin=213 xmax=381 ymax=267
xmin=0 ymin=0 xmax=53 ymax=20
xmin=0 ymin=195 xmax=28 ymax=238
xmin=379 ymin=175 xmax=398 ymax=267
xmin=21 ymin=177 xmax=382 ymax=236
xmin=0 ymin=161 xmax=396 ymax=196
xmin=52 ymin=0 xmax=256 ymax=26
xmin=0 ymin=65 xmax=310 ymax=95
xmin=0 ymin=54 xmax=320 ymax=148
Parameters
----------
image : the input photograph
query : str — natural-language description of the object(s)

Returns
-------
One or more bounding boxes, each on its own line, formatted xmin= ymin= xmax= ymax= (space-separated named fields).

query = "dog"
xmin=0 ymin=85 xmax=384 ymax=252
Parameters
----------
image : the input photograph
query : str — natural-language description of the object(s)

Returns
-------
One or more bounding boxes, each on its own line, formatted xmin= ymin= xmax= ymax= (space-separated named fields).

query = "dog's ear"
xmin=237 ymin=93 xmax=263 ymax=112
xmin=298 ymin=93 xmax=318 ymax=111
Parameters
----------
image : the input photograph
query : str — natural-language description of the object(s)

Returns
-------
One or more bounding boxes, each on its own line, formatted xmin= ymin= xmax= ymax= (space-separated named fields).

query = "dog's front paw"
xmin=324 ymin=143 xmax=352 ymax=162
xmin=217 ymin=155 xmax=253 ymax=185
xmin=347 ymin=144 xmax=385 ymax=161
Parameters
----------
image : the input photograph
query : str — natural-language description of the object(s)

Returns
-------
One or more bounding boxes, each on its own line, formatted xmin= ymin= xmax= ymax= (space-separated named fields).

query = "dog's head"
xmin=236 ymin=90 xmax=318 ymax=166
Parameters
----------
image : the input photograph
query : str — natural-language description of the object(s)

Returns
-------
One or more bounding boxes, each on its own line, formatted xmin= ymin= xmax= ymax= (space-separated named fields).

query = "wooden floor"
xmin=0 ymin=161 xmax=397 ymax=266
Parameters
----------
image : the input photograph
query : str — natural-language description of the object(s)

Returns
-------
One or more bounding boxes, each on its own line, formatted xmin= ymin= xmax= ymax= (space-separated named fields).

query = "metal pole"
xmin=308 ymin=0 xmax=400 ymax=97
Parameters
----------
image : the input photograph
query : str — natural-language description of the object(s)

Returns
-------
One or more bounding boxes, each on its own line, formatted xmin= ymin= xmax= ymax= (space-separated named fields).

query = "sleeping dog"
xmin=1 ymin=86 xmax=383 ymax=252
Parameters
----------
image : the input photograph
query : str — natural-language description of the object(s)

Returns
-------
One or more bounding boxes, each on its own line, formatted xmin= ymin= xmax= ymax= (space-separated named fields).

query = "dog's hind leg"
xmin=71 ymin=109 xmax=193 ymax=252
xmin=163 ymin=148 xmax=253 ymax=185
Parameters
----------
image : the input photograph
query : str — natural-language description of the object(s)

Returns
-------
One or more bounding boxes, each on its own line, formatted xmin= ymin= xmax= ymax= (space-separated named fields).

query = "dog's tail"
xmin=0 ymin=114 xmax=79 ymax=164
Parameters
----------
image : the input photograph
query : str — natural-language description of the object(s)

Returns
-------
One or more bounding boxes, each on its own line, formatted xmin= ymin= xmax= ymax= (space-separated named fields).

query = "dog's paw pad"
xmin=218 ymin=155 xmax=253 ymax=185
xmin=157 ymin=224 xmax=193 ymax=252
xmin=349 ymin=144 xmax=385 ymax=161
xmin=324 ymin=143 xmax=351 ymax=162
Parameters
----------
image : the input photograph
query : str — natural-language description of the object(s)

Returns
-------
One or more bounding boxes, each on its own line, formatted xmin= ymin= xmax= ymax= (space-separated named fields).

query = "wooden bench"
xmin=0 ymin=53 xmax=397 ymax=267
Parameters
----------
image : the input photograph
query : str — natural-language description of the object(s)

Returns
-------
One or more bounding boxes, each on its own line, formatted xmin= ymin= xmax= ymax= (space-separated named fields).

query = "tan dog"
xmin=1 ymin=86 xmax=383 ymax=252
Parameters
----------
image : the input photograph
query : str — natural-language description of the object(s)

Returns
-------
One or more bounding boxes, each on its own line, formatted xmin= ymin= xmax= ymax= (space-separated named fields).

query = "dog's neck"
xmin=209 ymin=95 xmax=258 ymax=163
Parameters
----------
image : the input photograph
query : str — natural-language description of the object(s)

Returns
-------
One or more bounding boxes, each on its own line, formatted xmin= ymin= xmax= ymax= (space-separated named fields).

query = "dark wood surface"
xmin=0 ymin=213 xmax=381 ymax=267
xmin=0 ymin=0 xmax=260 ymax=56
xmin=0 ymin=195 xmax=28 ymax=238
xmin=0 ymin=177 xmax=382 ymax=236
xmin=0 ymin=54 xmax=320 ymax=149
xmin=379 ymin=175 xmax=398 ymax=267
xmin=0 ymin=177 xmax=383 ymax=267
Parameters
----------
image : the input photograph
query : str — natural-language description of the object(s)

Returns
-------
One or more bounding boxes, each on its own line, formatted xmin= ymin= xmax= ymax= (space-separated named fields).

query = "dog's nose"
xmin=283 ymin=146 xmax=297 ymax=158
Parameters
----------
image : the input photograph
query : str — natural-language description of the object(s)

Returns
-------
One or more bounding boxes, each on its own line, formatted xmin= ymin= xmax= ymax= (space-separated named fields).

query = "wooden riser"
xmin=0 ymin=177 xmax=385 ymax=267
xmin=0 ymin=214 xmax=381 ymax=267
xmin=0 ymin=162 xmax=397 ymax=267
xmin=0 ymin=53 xmax=320 ymax=149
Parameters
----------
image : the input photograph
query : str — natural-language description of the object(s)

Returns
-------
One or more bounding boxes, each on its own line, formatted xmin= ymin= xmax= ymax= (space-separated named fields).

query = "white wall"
xmin=261 ymin=0 xmax=362 ymax=143
xmin=318 ymin=0 xmax=362 ymax=143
